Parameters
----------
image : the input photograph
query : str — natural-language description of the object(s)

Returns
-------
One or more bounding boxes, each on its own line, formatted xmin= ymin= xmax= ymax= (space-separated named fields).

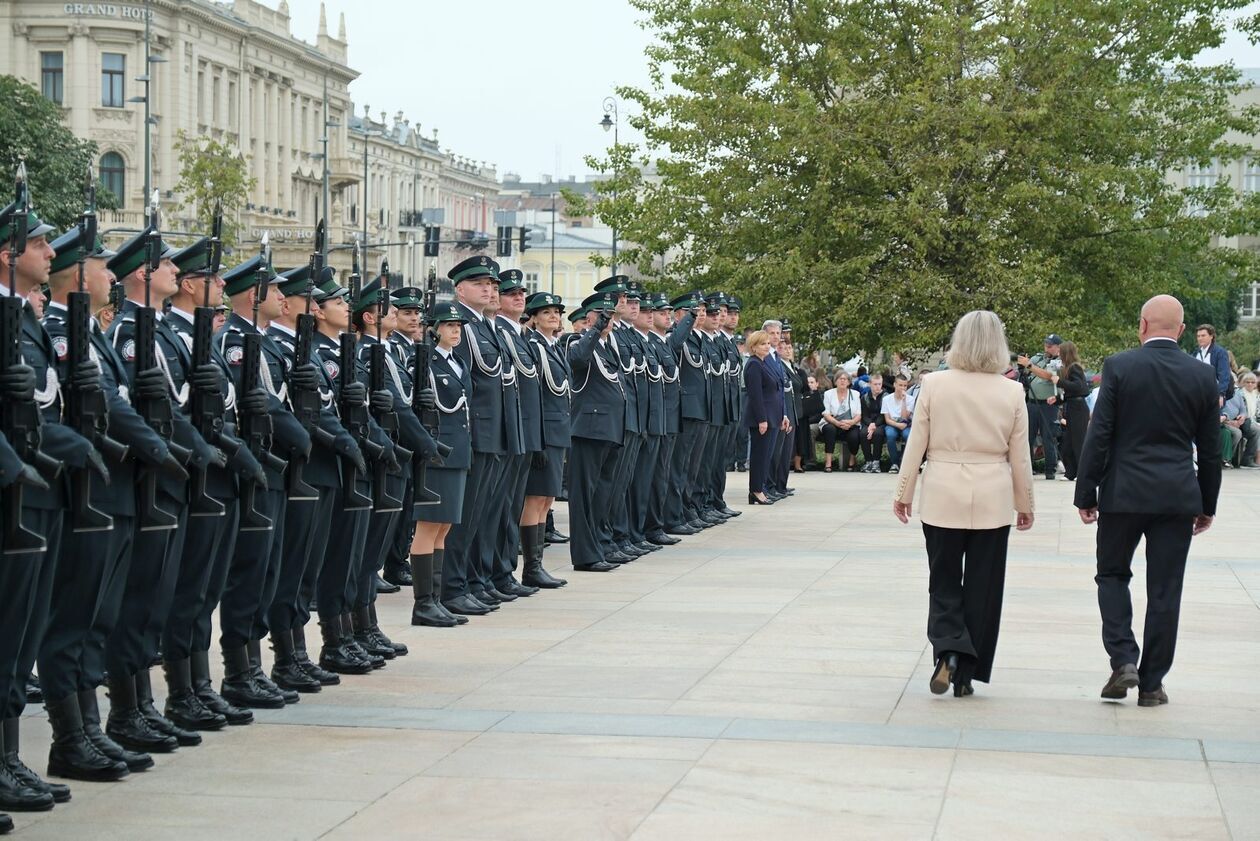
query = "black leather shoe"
xmin=374 ymin=574 xmax=400 ymax=594
xmin=105 ymin=674 xmax=178 ymax=753
xmin=133 ymin=670 xmax=201 ymax=748
xmin=368 ymin=605 xmax=407 ymax=656
xmin=544 ymin=528 xmax=569 ymax=544
xmin=930 ymin=654 xmax=958 ymax=695
xmin=382 ymin=560 xmax=413 ymax=588
xmin=700 ymin=512 xmax=726 ymax=524
xmin=719 ymin=507 xmax=740 ymax=517
xmin=1101 ymin=664 xmax=1139 ymax=700
xmin=190 ymin=651 xmax=253 ymax=725
xmin=0 ymin=763 xmax=54 ymax=812
xmin=444 ymin=595 xmax=492 ymax=616
xmin=271 ymin=662 xmax=323 ymax=693
xmin=220 ymin=646 xmax=286 ymax=709
xmin=316 ymin=622 xmax=373 ymax=674
xmin=78 ymin=690 xmax=154 ymax=771
xmin=471 ymin=588 xmax=502 ymax=606
xmin=618 ymin=543 xmax=647 ymax=557
xmin=1 ymin=811 xmax=13 ymax=831
xmin=633 ymin=541 xmax=660 ymax=553
xmin=45 ymin=694 xmax=129 ymax=782
xmin=1137 ymin=686 xmax=1169 ymax=707
xmin=952 ymin=681 xmax=975 ymax=698
xmin=501 ymin=580 xmax=539 ymax=598
xmin=0 ymin=718 xmax=66 ymax=805
xmin=666 ymin=525 xmax=699 ymax=536
xmin=688 ymin=519 xmax=712 ymax=530
xmin=604 ymin=551 xmax=634 ymax=564
xmin=574 ymin=561 xmax=617 ymax=572
xmin=646 ymin=532 xmax=681 ymax=545
xmin=484 ymin=586 xmax=518 ymax=603
xmin=294 ymin=651 xmax=341 ymax=686
xmin=163 ymin=658 xmax=227 ymax=731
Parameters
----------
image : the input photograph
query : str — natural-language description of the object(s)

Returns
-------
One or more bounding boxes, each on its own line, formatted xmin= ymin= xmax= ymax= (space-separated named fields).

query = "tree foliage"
xmin=173 ymin=131 xmax=255 ymax=250
xmin=0 ymin=75 xmax=114 ymax=230
xmin=606 ymin=0 xmax=1260 ymax=358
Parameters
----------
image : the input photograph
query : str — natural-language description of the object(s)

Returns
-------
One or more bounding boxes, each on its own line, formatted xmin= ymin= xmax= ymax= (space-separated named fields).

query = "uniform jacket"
xmin=356 ymin=333 xmax=436 ymax=460
xmin=894 ymin=370 xmax=1035 ymax=529
xmin=428 ymin=346 xmax=472 ymax=470
xmin=568 ymin=327 xmax=626 ymax=445
xmin=638 ymin=327 xmax=666 ymax=437
xmin=679 ymin=328 xmax=710 ymax=422
xmin=528 ymin=328 xmax=572 ymax=449
xmin=164 ymin=306 xmax=238 ymax=499
xmin=702 ymin=332 xmax=728 ymax=426
xmin=497 ymin=315 xmax=543 ymax=453
xmin=453 ymin=301 xmax=507 ymax=455
xmin=609 ymin=322 xmax=647 ymax=435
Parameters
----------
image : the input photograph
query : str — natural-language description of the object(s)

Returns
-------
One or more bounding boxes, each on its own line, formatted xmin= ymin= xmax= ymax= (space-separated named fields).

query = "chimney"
xmin=337 ymin=11 xmax=347 ymax=41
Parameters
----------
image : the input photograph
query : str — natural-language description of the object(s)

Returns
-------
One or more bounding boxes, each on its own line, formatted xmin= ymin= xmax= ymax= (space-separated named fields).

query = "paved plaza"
xmin=9 ymin=471 xmax=1260 ymax=840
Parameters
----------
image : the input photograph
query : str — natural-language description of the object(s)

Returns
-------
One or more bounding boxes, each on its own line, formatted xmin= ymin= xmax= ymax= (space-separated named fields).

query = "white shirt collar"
xmin=458 ymin=301 xmax=484 ymax=322
xmin=47 ymin=300 xmax=67 ymax=313
xmin=125 ymin=297 xmax=163 ymax=320
xmin=168 ymin=305 xmax=195 ymax=324
xmin=270 ymin=321 xmax=297 ymax=337
xmin=497 ymin=314 xmax=522 ymax=334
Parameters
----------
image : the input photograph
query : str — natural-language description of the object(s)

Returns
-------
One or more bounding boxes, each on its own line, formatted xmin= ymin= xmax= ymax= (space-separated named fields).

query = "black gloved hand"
xmin=370 ymin=389 xmax=394 ymax=414
xmin=344 ymin=445 xmax=367 ymax=476
xmin=192 ymin=363 xmax=221 ymax=392
xmin=15 ymin=462 xmax=49 ymax=492
xmin=416 ymin=386 xmax=437 ymax=411
xmin=223 ymin=435 xmax=266 ymax=485
xmin=71 ymin=359 xmax=101 ymax=390
xmin=238 ymin=387 xmax=268 ymax=416
xmin=86 ymin=447 xmax=110 ymax=485
xmin=132 ymin=366 xmax=167 ymax=400
xmin=289 ymin=363 xmax=319 ymax=392
xmin=531 ymin=449 xmax=549 ymax=470
xmin=158 ymin=451 xmax=189 ymax=483
xmin=0 ymin=364 xmax=35 ymax=401
xmin=341 ymin=381 xmax=367 ymax=406
xmin=594 ymin=312 xmax=611 ymax=333
xmin=380 ymin=443 xmax=400 ymax=474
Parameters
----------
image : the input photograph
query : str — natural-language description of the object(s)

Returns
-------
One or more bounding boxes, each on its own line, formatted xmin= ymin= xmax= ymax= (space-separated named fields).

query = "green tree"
xmin=0 ymin=74 xmax=113 ymax=229
xmin=173 ymin=131 xmax=255 ymax=249
xmin=611 ymin=0 xmax=1260 ymax=358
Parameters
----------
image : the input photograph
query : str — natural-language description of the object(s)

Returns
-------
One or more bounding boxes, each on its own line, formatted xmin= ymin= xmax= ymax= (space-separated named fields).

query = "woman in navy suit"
xmin=743 ymin=330 xmax=784 ymax=504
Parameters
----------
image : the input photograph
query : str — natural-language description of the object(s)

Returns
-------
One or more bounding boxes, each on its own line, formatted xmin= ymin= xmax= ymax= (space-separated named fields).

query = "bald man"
xmin=1074 ymin=295 xmax=1221 ymax=708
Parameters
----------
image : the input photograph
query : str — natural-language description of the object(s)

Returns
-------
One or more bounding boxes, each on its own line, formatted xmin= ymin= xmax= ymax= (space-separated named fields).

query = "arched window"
xmin=99 ymin=152 xmax=125 ymax=202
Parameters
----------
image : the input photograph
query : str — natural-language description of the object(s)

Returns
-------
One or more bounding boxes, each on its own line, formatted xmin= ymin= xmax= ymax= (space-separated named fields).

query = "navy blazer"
xmin=1189 ymin=342 xmax=1232 ymax=399
xmin=743 ymin=354 xmax=785 ymax=428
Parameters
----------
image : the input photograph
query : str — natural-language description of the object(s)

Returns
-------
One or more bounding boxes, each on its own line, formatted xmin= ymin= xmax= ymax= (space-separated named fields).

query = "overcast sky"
xmin=284 ymin=0 xmax=1260 ymax=183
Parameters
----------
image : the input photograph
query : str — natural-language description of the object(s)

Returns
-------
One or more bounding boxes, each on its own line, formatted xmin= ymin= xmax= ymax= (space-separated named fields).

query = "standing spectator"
xmin=1191 ymin=323 xmax=1232 ymax=404
xmin=1018 ymin=334 xmax=1064 ymax=479
xmin=859 ymin=374 xmax=888 ymax=472
xmin=1055 ymin=341 xmax=1091 ymax=481
xmin=891 ymin=351 xmax=913 ymax=381
xmin=742 ymin=330 xmax=782 ymax=504
xmin=798 ymin=373 xmax=825 ymax=471
xmin=909 ymin=369 xmax=932 ymax=400
xmin=882 ymin=374 xmax=916 ymax=474
xmin=819 ymin=371 xmax=863 ymax=472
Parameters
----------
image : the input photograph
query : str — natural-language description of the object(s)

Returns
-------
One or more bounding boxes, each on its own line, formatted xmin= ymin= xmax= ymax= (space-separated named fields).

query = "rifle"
xmin=1 ymin=161 xmax=50 ymax=553
xmin=186 ymin=202 xmax=226 ymax=517
xmin=64 ymin=163 xmax=122 ymax=532
xmin=237 ymin=233 xmax=283 ymax=530
xmin=367 ymin=260 xmax=404 ymax=512
xmin=285 ymin=218 xmax=331 ymax=501
xmin=337 ymin=242 xmax=375 ymax=511
xmin=411 ymin=265 xmax=450 ymax=506
xmin=131 ymin=190 xmax=182 ymax=531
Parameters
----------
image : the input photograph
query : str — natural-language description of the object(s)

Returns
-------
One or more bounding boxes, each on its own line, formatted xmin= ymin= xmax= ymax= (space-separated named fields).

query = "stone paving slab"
xmin=11 ymin=471 xmax=1260 ymax=839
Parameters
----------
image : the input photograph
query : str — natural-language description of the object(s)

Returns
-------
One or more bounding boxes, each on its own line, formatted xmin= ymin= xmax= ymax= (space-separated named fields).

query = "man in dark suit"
xmin=1075 ymin=295 xmax=1221 ymax=707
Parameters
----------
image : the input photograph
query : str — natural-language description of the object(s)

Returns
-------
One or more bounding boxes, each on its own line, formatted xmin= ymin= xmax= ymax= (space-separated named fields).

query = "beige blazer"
xmin=894 ymin=370 xmax=1034 ymax=529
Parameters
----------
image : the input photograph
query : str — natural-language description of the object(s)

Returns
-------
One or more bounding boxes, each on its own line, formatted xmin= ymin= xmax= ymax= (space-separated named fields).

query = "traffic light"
xmin=424 ymin=226 xmax=440 ymax=257
xmin=519 ymin=226 xmax=533 ymax=252
xmin=496 ymin=225 xmax=512 ymax=257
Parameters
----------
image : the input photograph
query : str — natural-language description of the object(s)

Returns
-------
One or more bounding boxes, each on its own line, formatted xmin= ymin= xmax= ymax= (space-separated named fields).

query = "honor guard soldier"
xmin=623 ymin=281 xmax=668 ymax=555
xmin=521 ymin=291 xmax=570 ymax=589
xmin=701 ymin=292 xmax=740 ymax=521
xmin=163 ymin=237 xmax=262 ymax=726
xmin=215 ymin=253 xmax=312 ymax=708
xmin=644 ymin=292 xmax=694 ymax=544
xmin=726 ymin=296 xmax=749 ymax=470
xmin=382 ymin=284 xmax=425 ymax=589
xmin=666 ymin=291 xmax=712 ymax=533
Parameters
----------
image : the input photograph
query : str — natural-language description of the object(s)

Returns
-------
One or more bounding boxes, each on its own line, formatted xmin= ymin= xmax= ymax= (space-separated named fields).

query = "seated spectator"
xmin=882 ymin=373 xmax=916 ymax=474
xmin=1222 ymin=377 xmax=1260 ymax=468
xmin=1240 ymin=372 xmax=1260 ymax=468
xmin=819 ymin=371 xmax=863 ymax=472
xmin=859 ymin=373 xmax=888 ymax=472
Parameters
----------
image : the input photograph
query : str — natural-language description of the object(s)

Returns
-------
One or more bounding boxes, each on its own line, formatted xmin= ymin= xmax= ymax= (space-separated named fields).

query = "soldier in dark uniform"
xmin=520 ymin=292 xmax=569 ymax=589
xmin=644 ymin=293 xmax=693 ymax=545
xmin=702 ymin=293 xmax=741 ymax=521
xmin=566 ymin=292 xmax=624 ymax=572
xmin=726 ymin=297 xmax=749 ymax=472
xmin=267 ymin=266 xmax=366 ymax=688
xmin=624 ymin=282 xmax=667 ymax=555
xmin=382 ymin=286 xmax=425 ymax=589
xmin=162 ymin=240 xmax=262 ymax=726
xmin=667 ymin=291 xmax=712 ymax=534
xmin=214 ymin=256 xmax=312 ymax=708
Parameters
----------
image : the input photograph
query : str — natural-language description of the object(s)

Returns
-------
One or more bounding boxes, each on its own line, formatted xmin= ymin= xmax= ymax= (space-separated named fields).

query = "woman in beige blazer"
xmin=893 ymin=310 xmax=1035 ymax=697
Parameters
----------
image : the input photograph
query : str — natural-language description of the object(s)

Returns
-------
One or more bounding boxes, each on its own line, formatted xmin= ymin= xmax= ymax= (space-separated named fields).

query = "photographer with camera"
xmin=1016 ymin=334 xmax=1064 ymax=480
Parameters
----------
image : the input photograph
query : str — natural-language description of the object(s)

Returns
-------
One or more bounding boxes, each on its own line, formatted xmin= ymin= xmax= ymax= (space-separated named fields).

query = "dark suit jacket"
xmin=453 ymin=302 xmax=507 ymax=455
xmin=1075 ymin=338 xmax=1221 ymax=516
xmin=568 ymin=328 xmax=625 ymax=445
xmin=743 ymin=355 xmax=784 ymax=428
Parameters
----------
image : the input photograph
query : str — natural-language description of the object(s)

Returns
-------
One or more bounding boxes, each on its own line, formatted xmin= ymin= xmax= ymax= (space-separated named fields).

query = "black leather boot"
xmin=317 ymin=619 xmax=372 ymax=675
xmin=190 ymin=650 xmax=253 ymax=725
xmin=411 ymin=554 xmax=457 ymax=627
xmin=269 ymin=630 xmax=321 ymax=694
xmin=0 ymin=721 xmax=56 ymax=811
xmin=78 ymin=689 xmax=152 ymax=771
xmin=352 ymin=606 xmax=395 ymax=659
xmin=105 ymin=674 xmax=177 ymax=754
xmin=3 ymin=718 xmax=69 ymax=804
xmin=246 ymin=639 xmax=299 ymax=704
xmin=382 ymin=557 xmax=413 ymax=587
xmin=368 ymin=604 xmax=407 ymax=656
xmin=162 ymin=658 xmax=226 ymax=732
xmin=0 ymin=812 xmax=12 ymax=832
xmin=219 ymin=645 xmax=285 ymax=710
xmin=374 ymin=573 xmax=400 ymax=594
xmin=431 ymin=550 xmax=467 ymax=625
xmin=521 ymin=525 xmax=567 ymax=589
xmin=342 ymin=613 xmax=385 ymax=669
xmin=292 ymin=624 xmax=340 ymax=685
xmin=45 ymin=694 xmax=128 ymax=782
xmin=135 ymin=668 xmax=200 ymax=746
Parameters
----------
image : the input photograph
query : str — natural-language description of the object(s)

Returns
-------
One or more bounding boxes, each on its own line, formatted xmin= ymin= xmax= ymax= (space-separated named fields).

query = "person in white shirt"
xmin=882 ymin=373 xmax=916 ymax=473
xmin=819 ymin=371 xmax=863 ymax=472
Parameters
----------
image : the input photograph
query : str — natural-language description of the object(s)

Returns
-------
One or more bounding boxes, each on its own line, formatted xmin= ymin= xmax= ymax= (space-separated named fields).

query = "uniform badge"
xmin=52 ymin=336 xmax=69 ymax=361
xmin=121 ymin=339 xmax=136 ymax=361
xmin=225 ymin=345 xmax=244 ymax=365
xmin=323 ymin=359 xmax=340 ymax=379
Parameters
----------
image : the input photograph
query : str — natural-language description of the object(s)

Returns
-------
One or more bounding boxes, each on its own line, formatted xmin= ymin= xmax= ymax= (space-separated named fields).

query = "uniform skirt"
xmin=525 ymin=445 xmax=566 ymax=497
xmin=416 ymin=466 xmax=467 ymax=524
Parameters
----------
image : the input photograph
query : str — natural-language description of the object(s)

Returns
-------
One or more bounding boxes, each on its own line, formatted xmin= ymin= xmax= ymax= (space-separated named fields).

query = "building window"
xmin=1185 ymin=158 xmax=1219 ymax=217
xmin=101 ymin=53 xmax=125 ymax=107
xmin=1245 ymin=159 xmax=1260 ymax=195
xmin=41 ymin=52 xmax=64 ymax=104
xmin=525 ymin=272 xmax=540 ymax=295
xmin=1241 ymin=283 xmax=1260 ymax=320
xmin=99 ymin=152 xmax=125 ymax=202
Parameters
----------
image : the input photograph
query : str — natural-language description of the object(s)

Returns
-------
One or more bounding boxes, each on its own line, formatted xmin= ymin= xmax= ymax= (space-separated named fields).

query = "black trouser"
xmin=388 ymin=479 xmax=416 ymax=570
xmin=646 ymin=433 xmax=676 ymax=535
xmin=492 ymin=454 xmax=532 ymax=589
xmin=38 ymin=517 xmax=132 ymax=704
xmin=772 ymin=421 xmax=793 ymax=491
xmin=443 ymin=451 xmax=498 ymax=600
xmin=749 ymin=425 xmax=777 ymax=496
xmin=794 ymin=418 xmax=813 ymax=461
xmin=701 ymin=422 xmax=726 ymax=510
xmin=219 ymin=486 xmax=285 ymax=650
xmin=358 ymin=505 xmax=400 ymax=609
xmin=1060 ymin=398 xmax=1088 ymax=480
xmin=668 ymin=420 xmax=704 ymax=526
xmin=269 ymin=487 xmax=335 ymax=634
xmin=80 ymin=514 xmax=132 ymax=692
xmin=191 ymin=500 xmax=239 ymax=654
xmin=732 ymin=410 xmax=749 ymax=467
xmin=105 ymin=507 xmax=186 ymax=681
xmin=1028 ymin=399 xmax=1060 ymax=477
xmin=861 ymin=426 xmax=886 ymax=465
xmin=629 ymin=435 xmax=661 ymax=542
xmin=568 ymin=437 xmax=617 ymax=567
xmin=606 ymin=432 xmax=643 ymax=550
xmin=923 ymin=523 xmax=1010 ymax=685
xmin=1095 ymin=512 xmax=1194 ymax=692
xmin=681 ymin=421 xmax=710 ymax=521
xmin=317 ymin=499 xmax=369 ymax=623
xmin=2 ymin=507 xmax=61 ymax=718
xmin=163 ymin=501 xmax=231 ymax=663
xmin=820 ymin=424 xmax=861 ymax=462
xmin=470 ymin=455 xmax=511 ymax=595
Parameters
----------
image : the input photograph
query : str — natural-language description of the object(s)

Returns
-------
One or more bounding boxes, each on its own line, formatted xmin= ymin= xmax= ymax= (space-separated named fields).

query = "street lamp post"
xmin=550 ymin=193 xmax=557 ymax=294
xmin=127 ymin=0 xmax=165 ymax=225
xmin=600 ymin=95 xmax=619 ymax=276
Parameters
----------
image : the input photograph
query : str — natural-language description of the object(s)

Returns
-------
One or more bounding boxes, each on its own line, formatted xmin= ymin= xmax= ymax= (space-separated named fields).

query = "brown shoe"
xmin=1100 ymin=664 xmax=1139 ymax=699
xmin=1137 ymin=686 xmax=1169 ymax=707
